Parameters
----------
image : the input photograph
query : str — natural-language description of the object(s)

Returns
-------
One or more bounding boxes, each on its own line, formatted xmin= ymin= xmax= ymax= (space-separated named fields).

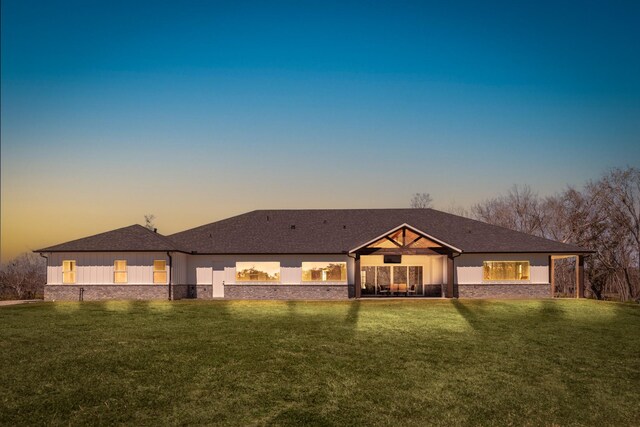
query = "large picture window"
xmin=483 ymin=261 xmax=530 ymax=281
xmin=153 ymin=260 xmax=167 ymax=284
xmin=114 ymin=260 xmax=127 ymax=283
xmin=62 ymin=260 xmax=76 ymax=284
xmin=236 ymin=262 xmax=280 ymax=282
xmin=301 ymin=262 xmax=346 ymax=282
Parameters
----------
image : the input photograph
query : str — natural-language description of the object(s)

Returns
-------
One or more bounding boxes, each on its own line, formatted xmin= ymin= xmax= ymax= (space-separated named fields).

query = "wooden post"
xmin=354 ymin=255 xmax=361 ymax=299
xmin=576 ymin=255 xmax=585 ymax=298
xmin=446 ymin=255 xmax=455 ymax=298
xmin=549 ymin=256 xmax=555 ymax=298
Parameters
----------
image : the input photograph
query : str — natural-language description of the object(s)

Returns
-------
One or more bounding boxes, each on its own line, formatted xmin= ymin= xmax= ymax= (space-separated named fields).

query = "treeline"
xmin=436 ymin=167 xmax=639 ymax=302
xmin=0 ymin=253 xmax=46 ymax=300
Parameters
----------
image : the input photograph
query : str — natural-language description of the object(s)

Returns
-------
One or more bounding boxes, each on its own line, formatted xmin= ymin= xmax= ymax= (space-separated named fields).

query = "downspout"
xmin=166 ymin=251 xmax=173 ymax=301
xmin=39 ymin=252 xmax=48 ymax=269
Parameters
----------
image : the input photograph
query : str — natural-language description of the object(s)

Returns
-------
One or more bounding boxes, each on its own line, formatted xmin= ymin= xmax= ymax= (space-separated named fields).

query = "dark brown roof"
xmin=167 ymin=209 xmax=590 ymax=254
xmin=35 ymin=224 xmax=177 ymax=252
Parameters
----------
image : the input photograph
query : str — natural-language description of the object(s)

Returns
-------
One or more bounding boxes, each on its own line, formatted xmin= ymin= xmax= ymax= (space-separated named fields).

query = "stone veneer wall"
xmin=171 ymin=285 xmax=189 ymax=300
xmin=194 ymin=285 xmax=214 ymax=299
xmin=224 ymin=284 xmax=349 ymax=300
xmin=45 ymin=283 xmax=550 ymax=300
xmin=457 ymin=283 xmax=551 ymax=298
xmin=45 ymin=285 xmax=169 ymax=301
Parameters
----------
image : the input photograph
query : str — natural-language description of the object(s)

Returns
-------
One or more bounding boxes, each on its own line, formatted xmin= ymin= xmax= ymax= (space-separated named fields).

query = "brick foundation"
xmin=224 ymin=284 xmax=350 ymax=300
xmin=45 ymin=283 xmax=551 ymax=300
xmin=171 ymin=285 xmax=189 ymax=300
xmin=171 ymin=285 xmax=214 ymax=299
xmin=45 ymin=285 xmax=170 ymax=301
xmin=457 ymin=283 xmax=551 ymax=298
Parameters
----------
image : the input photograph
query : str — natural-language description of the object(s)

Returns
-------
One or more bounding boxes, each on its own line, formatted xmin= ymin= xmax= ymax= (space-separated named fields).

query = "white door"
xmin=212 ymin=270 xmax=224 ymax=298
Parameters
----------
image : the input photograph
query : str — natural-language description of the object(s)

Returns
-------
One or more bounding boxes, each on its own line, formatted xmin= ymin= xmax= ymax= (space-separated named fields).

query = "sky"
xmin=1 ymin=0 xmax=639 ymax=262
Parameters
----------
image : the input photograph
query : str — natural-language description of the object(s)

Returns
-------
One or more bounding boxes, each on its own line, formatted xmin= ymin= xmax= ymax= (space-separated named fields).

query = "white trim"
xmin=348 ymin=223 xmax=463 ymax=253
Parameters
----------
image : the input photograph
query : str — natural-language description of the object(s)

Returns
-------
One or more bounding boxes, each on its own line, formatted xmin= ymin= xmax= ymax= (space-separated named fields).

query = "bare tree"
xmin=590 ymin=167 xmax=640 ymax=301
xmin=599 ymin=167 xmax=640 ymax=276
xmin=441 ymin=202 xmax=470 ymax=218
xmin=410 ymin=193 xmax=433 ymax=209
xmin=543 ymin=187 xmax=608 ymax=298
xmin=0 ymin=253 xmax=46 ymax=300
xmin=144 ymin=214 xmax=156 ymax=231
xmin=472 ymin=185 xmax=545 ymax=235
xmin=472 ymin=170 xmax=640 ymax=301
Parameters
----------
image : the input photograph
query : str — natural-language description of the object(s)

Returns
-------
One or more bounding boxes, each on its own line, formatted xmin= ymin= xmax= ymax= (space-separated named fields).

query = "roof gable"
xmin=348 ymin=223 xmax=462 ymax=253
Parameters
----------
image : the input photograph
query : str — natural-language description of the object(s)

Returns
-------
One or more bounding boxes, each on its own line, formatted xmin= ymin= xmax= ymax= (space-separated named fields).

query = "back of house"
xmin=35 ymin=209 xmax=591 ymax=301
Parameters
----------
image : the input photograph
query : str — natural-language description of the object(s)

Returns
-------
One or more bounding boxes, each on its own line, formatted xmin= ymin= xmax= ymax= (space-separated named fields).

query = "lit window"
xmin=153 ymin=260 xmax=167 ymax=284
xmin=62 ymin=260 xmax=76 ymax=284
xmin=235 ymin=262 xmax=280 ymax=282
xmin=114 ymin=260 xmax=127 ymax=283
xmin=301 ymin=262 xmax=347 ymax=282
xmin=483 ymin=261 xmax=530 ymax=281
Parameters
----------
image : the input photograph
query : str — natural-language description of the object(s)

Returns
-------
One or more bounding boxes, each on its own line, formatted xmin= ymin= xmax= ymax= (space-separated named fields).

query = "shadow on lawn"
xmin=345 ymin=300 xmax=360 ymax=325
xmin=452 ymin=299 xmax=567 ymax=332
xmin=451 ymin=299 xmax=489 ymax=330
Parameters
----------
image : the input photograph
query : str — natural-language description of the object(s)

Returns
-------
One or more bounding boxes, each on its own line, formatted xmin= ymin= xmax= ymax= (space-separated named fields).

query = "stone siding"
xmin=457 ymin=283 xmax=551 ymax=298
xmin=171 ymin=285 xmax=189 ymax=300
xmin=189 ymin=285 xmax=214 ymax=300
xmin=45 ymin=285 xmax=169 ymax=301
xmin=45 ymin=283 xmax=551 ymax=300
xmin=224 ymin=284 xmax=350 ymax=300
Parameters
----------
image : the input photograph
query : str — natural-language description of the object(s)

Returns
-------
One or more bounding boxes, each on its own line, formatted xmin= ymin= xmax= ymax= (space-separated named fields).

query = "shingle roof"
xmin=35 ymin=224 xmax=177 ymax=252
xmin=167 ymin=209 xmax=590 ymax=254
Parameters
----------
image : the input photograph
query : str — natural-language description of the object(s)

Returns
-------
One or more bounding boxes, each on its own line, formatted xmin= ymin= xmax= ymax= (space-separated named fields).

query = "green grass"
xmin=1 ymin=300 xmax=638 ymax=426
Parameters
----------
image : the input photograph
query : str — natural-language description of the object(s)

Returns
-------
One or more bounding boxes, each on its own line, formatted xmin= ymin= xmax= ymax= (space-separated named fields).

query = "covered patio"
xmin=350 ymin=224 xmax=460 ymax=298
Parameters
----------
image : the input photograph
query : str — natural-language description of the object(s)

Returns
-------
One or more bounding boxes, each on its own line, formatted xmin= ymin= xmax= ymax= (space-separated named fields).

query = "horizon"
xmin=2 ymin=0 xmax=639 ymax=262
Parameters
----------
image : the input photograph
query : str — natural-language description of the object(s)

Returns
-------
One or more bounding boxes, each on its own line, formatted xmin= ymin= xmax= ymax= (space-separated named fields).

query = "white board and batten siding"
xmin=188 ymin=254 xmax=355 ymax=285
xmin=171 ymin=252 xmax=188 ymax=285
xmin=47 ymin=252 xmax=172 ymax=285
xmin=455 ymin=253 xmax=550 ymax=284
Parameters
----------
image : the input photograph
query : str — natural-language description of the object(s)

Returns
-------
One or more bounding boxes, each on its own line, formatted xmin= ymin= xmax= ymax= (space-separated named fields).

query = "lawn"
xmin=1 ymin=300 xmax=638 ymax=426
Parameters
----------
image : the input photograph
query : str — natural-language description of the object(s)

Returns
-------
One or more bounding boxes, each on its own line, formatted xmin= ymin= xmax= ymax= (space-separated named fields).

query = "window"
xmin=154 ymin=260 xmax=167 ymax=284
xmin=236 ymin=262 xmax=280 ymax=282
xmin=62 ymin=260 xmax=76 ymax=284
xmin=301 ymin=262 xmax=346 ymax=282
xmin=114 ymin=260 xmax=127 ymax=283
xmin=360 ymin=265 xmax=424 ymax=296
xmin=483 ymin=261 xmax=530 ymax=281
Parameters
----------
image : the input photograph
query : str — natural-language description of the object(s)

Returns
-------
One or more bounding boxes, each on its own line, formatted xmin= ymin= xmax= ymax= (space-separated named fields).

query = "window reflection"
xmin=483 ymin=261 xmax=530 ymax=281
xmin=236 ymin=262 xmax=280 ymax=282
xmin=301 ymin=262 xmax=346 ymax=282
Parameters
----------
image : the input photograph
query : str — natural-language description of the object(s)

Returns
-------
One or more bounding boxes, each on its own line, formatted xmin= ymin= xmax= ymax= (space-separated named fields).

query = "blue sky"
xmin=1 ymin=0 xmax=639 ymax=260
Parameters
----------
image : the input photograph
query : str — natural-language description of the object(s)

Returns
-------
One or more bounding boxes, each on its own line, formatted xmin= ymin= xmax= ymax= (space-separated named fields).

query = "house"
xmin=35 ymin=209 xmax=591 ymax=301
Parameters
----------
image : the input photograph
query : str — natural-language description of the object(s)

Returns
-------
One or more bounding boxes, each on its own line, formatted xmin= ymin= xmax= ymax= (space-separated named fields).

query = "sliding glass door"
xmin=360 ymin=265 xmax=424 ymax=296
